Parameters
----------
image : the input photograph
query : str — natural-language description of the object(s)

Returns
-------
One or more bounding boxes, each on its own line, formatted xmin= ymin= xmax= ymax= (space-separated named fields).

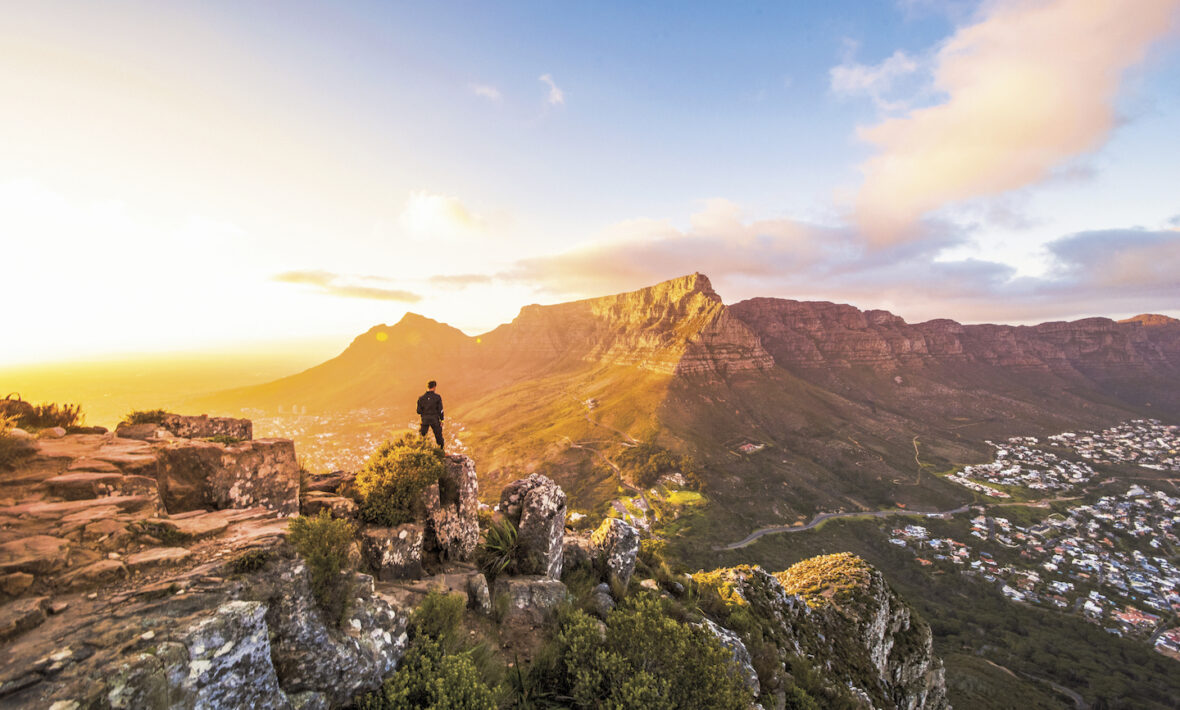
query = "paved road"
xmin=716 ymin=505 xmax=972 ymax=550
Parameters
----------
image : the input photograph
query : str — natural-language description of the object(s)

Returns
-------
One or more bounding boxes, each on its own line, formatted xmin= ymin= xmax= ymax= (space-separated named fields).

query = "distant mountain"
xmin=199 ymin=274 xmax=1180 ymax=527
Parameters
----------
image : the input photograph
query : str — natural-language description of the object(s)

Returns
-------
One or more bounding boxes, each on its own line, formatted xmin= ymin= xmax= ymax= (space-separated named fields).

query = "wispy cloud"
xmin=428 ymin=273 xmax=493 ymax=289
xmin=273 ymin=270 xmax=420 ymax=302
xmin=539 ymin=73 xmax=564 ymax=105
xmin=852 ymin=0 xmax=1180 ymax=246
xmin=469 ymin=83 xmax=502 ymax=101
xmin=830 ymin=48 xmax=921 ymax=111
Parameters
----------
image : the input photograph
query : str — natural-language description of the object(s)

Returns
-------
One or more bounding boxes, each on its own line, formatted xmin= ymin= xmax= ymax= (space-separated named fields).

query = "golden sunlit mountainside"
xmin=188 ymin=273 xmax=1180 ymax=532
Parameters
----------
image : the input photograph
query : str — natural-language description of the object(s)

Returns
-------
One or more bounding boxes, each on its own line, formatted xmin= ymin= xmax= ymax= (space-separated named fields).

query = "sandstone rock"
xmin=421 ymin=455 xmax=479 ymax=561
xmin=639 ymin=578 xmax=659 ymax=591
xmin=300 ymin=492 xmax=358 ymax=520
xmin=466 ymin=573 xmax=491 ymax=615
xmin=589 ymin=518 xmax=639 ymax=590
xmin=66 ymin=458 xmax=120 ymax=473
xmin=125 ymin=548 xmax=192 ymax=573
xmin=499 ymin=474 xmax=566 ymax=578
xmin=492 ymin=576 xmax=568 ymax=628
xmin=0 ymin=536 xmax=70 ymax=575
xmin=83 ymin=519 xmax=129 ymax=541
xmin=37 ymin=427 xmax=67 ymax=440
xmin=1 ymin=571 xmax=35 ymax=597
xmin=61 ymin=559 xmax=127 ymax=590
xmin=160 ymin=413 xmax=253 ymax=441
xmin=561 ymin=534 xmax=593 ymax=570
xmin=257 ymin=561 xmax=408 ymax=707
xmin=176 ymin=600 xmax=290 ymax=709
xmin=305 ymin=471 xmax=351 ymax=494
xmin=42 ymin=472 xmax=126 ymax=500
xmin=8 ymin=427 xmax=33 ymax=440
xmin=140 ymin=513 xmax=228 ymax=541
xmin=112 ymin=423 xmax=170 ymax=441
xmin=699 ymin=617 xmax=760 ymax=696
xmin=0 ymin=596 xmax=47 ymax=642
xmin=155 ymin=439 xmax=299 ymax=516
xmin=360 ymin=524 xmax=423 ymax=581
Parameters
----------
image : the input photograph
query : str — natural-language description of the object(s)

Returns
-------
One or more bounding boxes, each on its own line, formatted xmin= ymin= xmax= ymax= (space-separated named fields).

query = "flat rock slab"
xmin=0 ymin=596 xmax=48 ymax=642
xmin=143 ymin=514 xmax=229 ymax=540
xmin=0 ymin=536 xmax=70 ymax=575
xmin=125 ymin=547 xmax=192 ymax=572
xmin=3 ymin=496 xmax=158 ymax=521
xmin=61 ymin=559 xmax=127 ymax=590
xmin=66 ymin=458 xmax=121 ymax=473
xmin=41 ymin=472 xmax=126 ymax=500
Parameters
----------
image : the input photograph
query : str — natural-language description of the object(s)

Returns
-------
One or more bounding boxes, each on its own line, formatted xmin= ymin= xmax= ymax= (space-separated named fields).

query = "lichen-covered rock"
xmin=561 ymin=534 xmax=593 ymax=571
xmin=155 ymin=439 xmax=299 ymax=516
xmin=420 ymin=455 xmax=479 ymax=561
xmin=698 ymin=617 xmax=760 ymax=696
xmin=466 ymin=573 xmax=492 ymax=615
xmin=255 ymin=559 xmax=408 ymax=707
xmin=176 ymin=600 xmax=289 ymax=709
xmin=589 ymin=518 xmax=639 ymax=589
xmin=492 ymin=576 xmax=568 ymax=628
xmin=498 ymin=474 xmax=566 ymax=578
xmin=160 ymin=414 xmax=253 ymax=441
xmin=360 ymin=524 xmax=423 ymax=581
xmin=588 ymin=583 xmax=615 ymax=620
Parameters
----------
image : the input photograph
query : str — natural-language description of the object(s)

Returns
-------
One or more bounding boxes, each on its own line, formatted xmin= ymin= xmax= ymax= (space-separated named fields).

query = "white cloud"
xmin=539 ymin=73 xmax=565 ymax=105
xmin=469 ymin=83 xmax=502 ymax=101
xmin=830 ymin=49 xmax=921 ymax=111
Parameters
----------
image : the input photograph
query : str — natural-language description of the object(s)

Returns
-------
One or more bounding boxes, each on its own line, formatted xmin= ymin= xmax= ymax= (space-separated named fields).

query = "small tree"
xmin=288 ymin=511 xmax=357 ymax=624
xmin=355 ymin=434 xmax=445 ymax=526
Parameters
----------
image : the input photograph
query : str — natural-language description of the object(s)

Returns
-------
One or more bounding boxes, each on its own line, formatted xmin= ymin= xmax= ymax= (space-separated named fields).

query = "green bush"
xmin=362 ymin=638 xmax=496 ymax=710
xmin=527 ymin=595 xmax=752 ymax=709
xmin=410 ymin=590 xmax=467 ymax=648
xmin=355 ymin=434 xmax=445 ymax=525
xmin=227 ymin=548 xmax=270 ymax=575
xmin=616 ymin=441 xmax=696 ymax=489
xmin=0 ymin=415 xmax=36 ymax=470
xmin=288 ymin=511 xmax=356 ymax=624
xmin=121 ymin=409 xmax=169 ymax=425
xmin=476 ymin=517 xmax=518 ymax=582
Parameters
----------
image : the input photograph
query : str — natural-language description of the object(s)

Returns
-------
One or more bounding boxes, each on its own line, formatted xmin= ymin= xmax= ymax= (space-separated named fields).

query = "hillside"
xmin=195 ymin=273 xmax=1180 ymax=530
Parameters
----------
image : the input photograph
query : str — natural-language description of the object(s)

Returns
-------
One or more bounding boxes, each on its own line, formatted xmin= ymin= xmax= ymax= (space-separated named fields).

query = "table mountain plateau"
xmin=196 ymin=273 xmax=1180 ymax=531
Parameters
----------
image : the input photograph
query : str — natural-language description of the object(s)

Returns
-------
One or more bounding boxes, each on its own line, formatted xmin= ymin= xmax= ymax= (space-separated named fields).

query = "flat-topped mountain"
xmin=197 ymin=274 xmax=1180 ymax=527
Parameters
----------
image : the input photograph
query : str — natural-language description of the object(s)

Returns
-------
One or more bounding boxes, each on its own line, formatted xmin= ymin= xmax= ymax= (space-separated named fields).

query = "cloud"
xmin=539 ymin=73 xmax=564 ymax=105
xmin=273 ymin=270 xmax=420 ymax=302
xmin=428 ymin=273 xmax=493 ymax=289
xmin=853 ymin=0 xmax=1180 ymax=246
xmin=397 ymin=190 xmax=485 ymax=241
xmin=469 ymin=83 xmax=502 ymax=101
xmin=501 ymin=201 xmax=1179 ymax=324
xmin=830 ymin=49 xmax=921 ymax=110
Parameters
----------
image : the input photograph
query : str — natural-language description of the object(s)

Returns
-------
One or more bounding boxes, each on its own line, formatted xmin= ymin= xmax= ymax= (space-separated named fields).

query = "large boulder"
xmin=420 ymin=455 xmax=479 ymax=561
xmin=155 ymin=439 xmax=299 ymax=516
xmin=498 ymin=474 xmax=567 ymax=578
xmin=174 ymin=600 xmax=288 ymax=709
xmin=492 ymin=576 xmax=568 ymax=628
xmin=360 ymin=524 xmax=424 ymax=581
xmin=589 ymin=518 xmax=640 ymax=590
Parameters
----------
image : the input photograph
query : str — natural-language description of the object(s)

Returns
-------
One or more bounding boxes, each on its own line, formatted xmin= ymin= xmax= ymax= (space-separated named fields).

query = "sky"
xmin=2 ymin=0 xmax=1179 ymax=366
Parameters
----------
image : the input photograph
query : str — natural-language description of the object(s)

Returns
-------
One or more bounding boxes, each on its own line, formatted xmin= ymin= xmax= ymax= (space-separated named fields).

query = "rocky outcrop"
xmin=492 ymin=576 xmax=569 ymax=628
xmin=499 ymin=474 xmax=567 ymax=578
xmin=160 ymin=414 xmax=253 ymax=441
xmin=361 ymin=524 xmax=424 ymax=581
xmin=156 ymin=439 xmax=299 ymax=516
xmin=421 ymin=455 xmax=479 ymax=561
xmin=589 ymin=518 xmax=639 ymax=590
xmin=698 ymin=617 xmax=760 ymax=696
xmin=693 ymin=556 xmax=949 ymax=710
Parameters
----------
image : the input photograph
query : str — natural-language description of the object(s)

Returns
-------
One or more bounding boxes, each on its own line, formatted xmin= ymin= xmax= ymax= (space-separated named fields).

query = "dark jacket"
xmin=417 ymin=391 xmax=444 ymax=420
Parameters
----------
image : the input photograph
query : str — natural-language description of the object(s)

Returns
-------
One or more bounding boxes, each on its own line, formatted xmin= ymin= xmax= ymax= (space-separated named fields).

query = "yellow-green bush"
xmin=288 ymin=511 xmax=357 ymax=624
xmin=0 ymin=415 xmax=36 ymax=470
xmin=355 ymin=434 xmax=445 ymax=525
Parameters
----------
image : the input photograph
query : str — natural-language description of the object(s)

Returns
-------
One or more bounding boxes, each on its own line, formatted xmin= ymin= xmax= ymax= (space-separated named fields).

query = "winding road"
xmin=716 ymin=504 xmax=972 ymax=550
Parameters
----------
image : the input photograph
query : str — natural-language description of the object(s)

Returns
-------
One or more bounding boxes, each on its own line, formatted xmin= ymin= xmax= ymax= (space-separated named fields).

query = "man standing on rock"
xmin=417 ymin=380 xmax=444 ymax=449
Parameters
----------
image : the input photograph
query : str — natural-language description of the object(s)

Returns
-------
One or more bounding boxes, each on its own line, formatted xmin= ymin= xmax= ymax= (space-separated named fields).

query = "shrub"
xmin=476 ymin=517 xmax=518 ymax=582
xmin=122 ymin=409 xmax=168 ymax=425
xmin=0 ymin=415 xmax=36 ymax=470
xmin=1 ymin=396 xmax=83 ymax=431
xmin=616 ymin=441 xmax=696 ymax=489
xmin=355 ymin=434 xmax=445 ymax=525
xmin=227 ymin=548 xmax=270 ymax=574
xmin=526 ymin=596 xmax=752 ymax=709
xmin=363 ymin=638 xmax=496 ymax=710
xmin=410 ymin=590 xmax=467 ymax=649
xmin=288 ymin=511 xmax=357 ymax=624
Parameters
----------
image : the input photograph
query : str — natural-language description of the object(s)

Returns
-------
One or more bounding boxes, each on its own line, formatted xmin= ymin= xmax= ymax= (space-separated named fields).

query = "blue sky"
xmin=2 ymin=0 xmax=1178 ymax=364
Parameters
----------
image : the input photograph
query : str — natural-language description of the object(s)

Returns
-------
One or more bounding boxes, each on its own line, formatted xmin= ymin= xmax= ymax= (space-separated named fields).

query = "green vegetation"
xmin=616 ymin=440 xmax=697 ymax=489
xmin=1 ymin=395 xmax=83 ymax=431
xmin=204 ymin=434 xmax=244 ymax=445
xmin=358 ymin=591 xmax=498 ymax=710
xmin=226 ymin=548 xmax=271 ymax=575
xmin=355 ymin=434 xmax=445 ymax=526
xmin=476 ymin=517 xmax=519 ymax=582
xmin=0 ymin=415 xmax=36 ymax=470
xmin=776 ymin=553 xmax=871 ymax=609
xmin=121 ymin=408 xmax=169 ymax=425
xmin=525 ymin=595 xmax=752 ymax=710
xmin=288 ymin=511 xmax=356 ymax=624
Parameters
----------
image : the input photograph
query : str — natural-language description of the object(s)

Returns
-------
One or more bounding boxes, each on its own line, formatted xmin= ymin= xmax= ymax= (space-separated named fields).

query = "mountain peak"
xmin=1119 ymin=313 xmax=1180 ymax=327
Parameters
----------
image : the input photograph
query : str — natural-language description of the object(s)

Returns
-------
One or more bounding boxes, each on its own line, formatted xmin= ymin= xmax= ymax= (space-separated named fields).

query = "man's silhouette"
xmin=417 ymin=380 xmax=444 ymax=448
